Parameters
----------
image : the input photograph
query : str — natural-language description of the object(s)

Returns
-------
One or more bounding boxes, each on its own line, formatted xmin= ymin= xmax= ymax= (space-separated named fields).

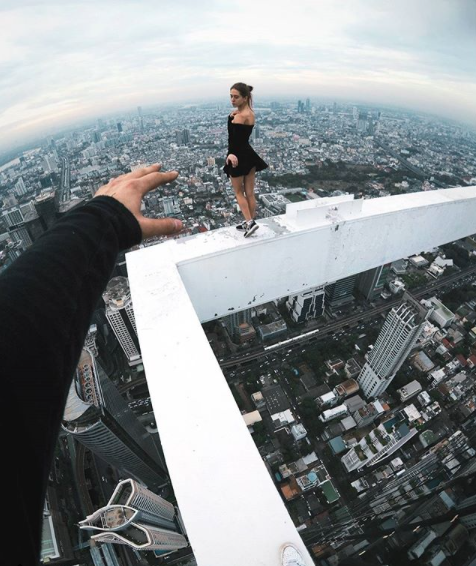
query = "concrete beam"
xmin=126 ymin=187 xmax=476 ymax=566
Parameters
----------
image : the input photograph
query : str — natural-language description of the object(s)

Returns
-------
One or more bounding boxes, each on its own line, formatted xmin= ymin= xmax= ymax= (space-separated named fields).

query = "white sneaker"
xmin=281 ymin=543 xmax=306 ymax=566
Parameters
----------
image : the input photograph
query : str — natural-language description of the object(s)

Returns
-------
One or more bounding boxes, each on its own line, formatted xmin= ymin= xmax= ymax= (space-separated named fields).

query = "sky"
xmin=1 ymin=0 xmax=476 ymax=153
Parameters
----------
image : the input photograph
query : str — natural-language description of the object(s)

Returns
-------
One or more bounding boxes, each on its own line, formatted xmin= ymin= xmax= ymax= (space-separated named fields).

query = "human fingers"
xmin=135 ymin=170 xmax=179 ymax=196
xmin=106 ymin=164 xmax=162 ymax=187
xmin=126 ymin=163 xmax=162 ymax=180
xmin=138 ymin=216 xmax=183 ymax=240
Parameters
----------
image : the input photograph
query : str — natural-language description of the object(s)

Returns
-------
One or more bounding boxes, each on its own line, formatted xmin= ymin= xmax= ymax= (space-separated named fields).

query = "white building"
xmin=317 ymin=391 xmax=337 ymax=406
xmin=291 ymin=423 xmax=307 ymax=441
xmin=397 ymin=380 xmax=422 ymax=402
xmin=271 ymin=409 xmax=295 ymax=428
xmin=427 ymin=297 xmax=455 ymax=328
xmin=103 ymin=277 xmax=142 ymax=366
xmin=341 ymin=423 xmax=418 ymax=472
xmin=358 ymin=293 xmax=432 ymax=398
xmin=389 ymin=278 xmax=405 ymax=294
xmin=320 ymin=404 xmax=348 ymax=422
xmin=14 ymin=176 xmax=29 ymax=196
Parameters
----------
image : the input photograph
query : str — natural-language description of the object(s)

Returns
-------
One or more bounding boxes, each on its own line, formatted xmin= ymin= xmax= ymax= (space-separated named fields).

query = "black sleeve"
xmin=228 ymin=137 xmax=238 ymax=156
xmin=1 ymin=196 xmax=142 ymax=566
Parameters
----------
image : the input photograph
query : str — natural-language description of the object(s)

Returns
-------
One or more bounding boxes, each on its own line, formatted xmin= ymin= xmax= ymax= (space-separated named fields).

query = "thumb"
xmin=137 ymin=216 xmax=183 ymax=240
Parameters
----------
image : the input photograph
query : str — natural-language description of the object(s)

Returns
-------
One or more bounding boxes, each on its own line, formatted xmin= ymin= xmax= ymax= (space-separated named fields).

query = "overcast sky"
xmin=1 ymin=0 xmax=475 ymax=153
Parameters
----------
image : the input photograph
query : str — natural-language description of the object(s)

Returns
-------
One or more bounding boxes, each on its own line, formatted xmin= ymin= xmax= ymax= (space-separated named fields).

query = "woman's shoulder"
xmin=241 ymin=110 xmax=255 ymax=126
xmin=229 ymin=109 xmax=254 ymax=125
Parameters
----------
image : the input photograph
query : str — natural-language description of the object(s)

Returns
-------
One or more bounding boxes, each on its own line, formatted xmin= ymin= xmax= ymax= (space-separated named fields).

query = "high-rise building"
xmin=305 ymin=98 xmax=311 ymax=113
xmin=286 ymin=286 xmax=325 ymax=323
xmin=325 ymin=275 xmax=357 ymax=312
xmin=223 ymin=308 xmax=253 ymax=341
xmin=42 ymin=154 xmax=58 ymax=173
xmin=358 ymin=292 xmax=432 ymax=398
xmin=8 ymin=225 xmax=33 ymax=248
xmin=14 ymin=176 xmax=29 ymax=196
xmin=116 ymin=122 xmax=123 ymax=133
xmin=79 ymin=478 xmax=188 ymax=553
xmin=356 ymin=264 xmax=390 ymax=301
xmin=1 ymin=206 xmax=24 ymax=228
xmin=341 ymin=422 xmax=418 ymax=472
xmin=34 ymin=191 xmax=57 ymax=231
xmin=103 ymin=277 xmax=142 ymax=366
xmin=357 ymin=111 xmax=368 ymax=133
xmin=62 ymin=348 xmax=168 ymax=488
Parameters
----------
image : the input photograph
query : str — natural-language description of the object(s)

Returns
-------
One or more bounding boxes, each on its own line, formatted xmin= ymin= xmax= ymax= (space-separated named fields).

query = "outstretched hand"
xmin=95 ymin=164 xmax=183 ymax=240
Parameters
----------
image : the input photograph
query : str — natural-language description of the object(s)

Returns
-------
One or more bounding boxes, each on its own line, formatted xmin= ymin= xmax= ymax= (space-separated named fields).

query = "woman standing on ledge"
xmin=224 ymin=82 xmax=268 ymax=237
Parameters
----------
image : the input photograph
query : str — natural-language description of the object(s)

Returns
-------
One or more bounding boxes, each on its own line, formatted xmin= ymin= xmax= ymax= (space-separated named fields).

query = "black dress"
xmin=223 ymin=114 xmax=268 ymax=178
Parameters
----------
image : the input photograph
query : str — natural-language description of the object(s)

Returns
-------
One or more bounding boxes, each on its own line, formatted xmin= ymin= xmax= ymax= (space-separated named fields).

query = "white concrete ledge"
xmin=126 ymin=187 xmax=476 ymax=566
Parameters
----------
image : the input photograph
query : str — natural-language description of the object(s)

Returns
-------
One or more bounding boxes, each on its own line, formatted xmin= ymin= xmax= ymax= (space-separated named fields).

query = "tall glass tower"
xmin=62 ymin=348 xmax=167 ymax=489
xmin=80 ymin=478 xmax=188 ymax=553
xmin=103 ymin=277 xmax=142 ymax=366
xmin=358 ymin=292 xmax=432 ymax=398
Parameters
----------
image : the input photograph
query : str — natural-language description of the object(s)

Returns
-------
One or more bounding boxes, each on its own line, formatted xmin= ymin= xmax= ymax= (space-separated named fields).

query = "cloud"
xmin=0 ymin=0 xmax=475 ymax=152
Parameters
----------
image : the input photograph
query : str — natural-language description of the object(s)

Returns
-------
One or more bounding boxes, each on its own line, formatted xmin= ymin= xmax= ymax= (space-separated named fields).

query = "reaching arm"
xmin=1 ymin=164 xmax=182 ymax=566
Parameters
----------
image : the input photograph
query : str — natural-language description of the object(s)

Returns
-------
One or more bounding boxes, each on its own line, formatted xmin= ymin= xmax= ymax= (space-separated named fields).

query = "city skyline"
xmin=1 ymin=0 xmax=476 ymax=154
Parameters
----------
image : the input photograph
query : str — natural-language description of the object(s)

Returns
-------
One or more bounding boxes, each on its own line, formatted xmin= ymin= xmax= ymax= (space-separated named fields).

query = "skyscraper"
xmin=223 ymin=308 xmax=253 ymax=341
xmin=79 ymin=478 xmax=188 ymax=553
xmin=357 ymin=111 xmax=368 ymax=133
xmin=34 ymin=191 xmax=57 ymax=231
xmin=62 ymin=348 xmax=168 ymax=489
xmin=287 ymin=286 xmax=325 ymax=323
xmin=358 ymin=292 xmax=432 ymax=398
xmin=103 ymin=277 xmax=142 ymax=366
xmin=1 ymin=205 xmax=24 ymax=228
xmin=14 ymin=176 xmax=29 ymax=196
xmin=356 ymin=264 xmax=390 ymax=301
xmin=325 ymin=275 xmax=357 ymax=312
xmin=42 ymin=154 xmax=58 ymax=173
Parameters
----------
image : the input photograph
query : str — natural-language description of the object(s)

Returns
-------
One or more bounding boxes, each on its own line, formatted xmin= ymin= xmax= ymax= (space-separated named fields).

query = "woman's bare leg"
xmin=231 ymin=175 xmax=252 ymax=221
xmin=243 ymin=167 xmax=257 ymax=219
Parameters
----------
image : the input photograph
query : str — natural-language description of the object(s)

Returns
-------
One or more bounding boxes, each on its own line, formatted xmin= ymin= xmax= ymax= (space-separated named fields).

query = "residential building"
xmin=103 ymin=277 xmax=142 ymax=366
xmin=358 ymin=292 xmax=432 ymax=398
